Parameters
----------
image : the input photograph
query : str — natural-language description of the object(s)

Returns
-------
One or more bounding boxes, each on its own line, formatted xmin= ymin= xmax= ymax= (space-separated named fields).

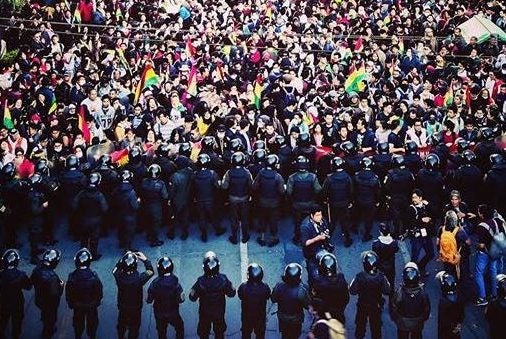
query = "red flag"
xmin=111 ymin=148 xmax=129 ymax=166
xmin=186 ymin=38 xmax=196 ymax=58
xmin=78 ymin=105 xmax=91 ymax=143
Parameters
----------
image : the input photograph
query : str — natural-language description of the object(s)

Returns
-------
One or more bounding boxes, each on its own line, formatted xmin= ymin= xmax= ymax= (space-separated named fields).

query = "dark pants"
xmin=241 ymin=318 xmax=266 ymax=339
xmin=143 ymin=204 xmax=162 ymax=242
xmin=292 ymin=202 xmax=313 ymax=241
xmin=258 ymin=204 xmax=279 ymax=236
xmin=196 ymin=201 xmax=218 ymax=233
xmin=118 ymin=216 xmax=136 ymax=249
xmin=29 ymin=219 xmax=44 ymax=257
xmin=155 ymin=314 xmax=184 ymax=339
xmin=278 ymin=319 xmax=302 ymax=339
xmin=355 ymin=304 xmax=381 ymax=339
xmin=389 ymin=199 xmax=408 ymax=237
xmin=329 ymin=203 xmax=352 ymax=238
xmin=230 ymin=201 xmax=249 ymax=238
xmin=79 ymin=225 xmax=100 ymax=258
xmin=117 ymin=308 xmax=141 ymax=339
xmin=0 ymin=309 xmax=23 ymax=339
xmin=398 ymin=329 xmax=422 ymax=339
xmin=172 ymin=203 xmax=190 ymax=234
xmin=380 ymin=265 xmax=396 ymax=294
xmin=197 ymin=314 xmax=226 ymax=339
xmin=73 ymin=307 xmax=98 ymax=339
xmin=410 ymin=236 xmax=435 ymax=273
xmin=1 ymin=215 xmax=18 ymax=248
xmin=355 ymin=203 xmax=376 ymax=237
xmin=40 ymin=304 xmax=58 ymax=339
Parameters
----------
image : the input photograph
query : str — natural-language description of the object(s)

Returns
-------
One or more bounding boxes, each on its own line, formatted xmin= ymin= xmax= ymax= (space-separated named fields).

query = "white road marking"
xmin=239 ymin=228 xmax=249 ymax=282
xmin=398 ymin=239 xmax=411 ymax=264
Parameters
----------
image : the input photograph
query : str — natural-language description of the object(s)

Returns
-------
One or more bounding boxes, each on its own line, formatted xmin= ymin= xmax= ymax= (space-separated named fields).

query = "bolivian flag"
xmin=345 ymin=67 xmax=367 ymax=93
xmin=3 ymin=100 xmax=14 ymax=129
xmin=134 ymin=64 xmax=159 ymax=104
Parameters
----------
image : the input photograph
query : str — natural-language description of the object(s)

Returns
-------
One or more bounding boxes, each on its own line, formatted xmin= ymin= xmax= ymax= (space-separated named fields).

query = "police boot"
xmin=267 ymin=234 xmax=280 ymax=247
xmin=229 ymin=229 xmax=238 ymax=244
xmin=257 ymin=233 xmax=267 ymax=246
xmin=89 ymin=238 xmax=102 ymax=261
xmin=200 ymin=228 xmax=208 ymax=243
xmin=344 ymin=236 xmax=353 ymax=248
xmin=214 ymin=225 xmax=226 ymax=236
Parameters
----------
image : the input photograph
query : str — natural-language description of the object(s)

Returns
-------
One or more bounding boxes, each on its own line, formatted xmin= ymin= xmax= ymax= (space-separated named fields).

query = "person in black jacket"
xmin=238 ymin=263 xmax=271 ymax=339
xmin=451 ymin=150 xmax=482 ymax=210
xmin=0 ymin=249 xmax=32 ymax=339
xmin=372 ymin=223 xmax=399 ymax=293
xmin=311 ymin=253 xmax=350 ymax=325
xmin=271 ymin=263 xmax=311 ymax=339
xmin=139 ymin=164 xmax=167 ymax=247
xmin=486 ymin=274 xmax=506 ymax=339
xmin=416 ymin=154 xmax=445 ymax=219
xmin=322 ymin=156 xmax=354 ymax=247
xmin=112 ymin=170 xmax=139 ymax=250
xmin=113 ymin=251 xmax=154 ymax=339
xmin=189 ymin=251 xmax=236 ymax=339
xmin=27 ymin=173 xmax=50 ymax=264
xmin=72 ymin=173 xmax=108 ymax=260
xmin=436 ymin=271 xmax=463 ymax=339
xmin=484 ymin=154 xmax=506 ymax=218
xmin=94 ymin=154 xmax=120 ymax=236
xmin=0 ymin=162 xmax=27 ymax=249
xmin=147 ymin=257 xmax=185 ymax=339
xmin=30 ymin=249 xmax=64 ymax=339
xmin=66 ymin=248 xmax=103 ymax=339
xmin=390 ymin=262 xmax=431 ymax=339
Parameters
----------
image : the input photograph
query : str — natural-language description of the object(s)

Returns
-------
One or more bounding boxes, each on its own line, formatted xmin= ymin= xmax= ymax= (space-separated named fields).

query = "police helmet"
xmin=497 ymin=274 xmax=506 ymax=298
xmin=157 ymin=256 xmax=174 ymax=276
xmin=274 ymin=135 xmax=286 ymax=147
xmin=247 ymin=263 xmax=264 ymax=283
xmin=35 ymin=158 xmax=50 ymax=176
xmin=298 ymin=133 xmax=311 ymax=148
xmin=42 ymin=249 xmax=62 ymax=269
xmin=377 ymin=142 xmax=389 ymax=154
xmin=481 ymin=127 xmax=494 ymax=141
xmin=129 ymin=147 xmax=142 ymax=163
xmin=379 ymin=223 xmax=391 ymax=236
xmin=392 ymin=154 xmax=405 ymax=167
xmin=120 ymin=252 xmax=138 ymax=273
xmin=2 ymin=249 xmax=20 ymax=269
xmin=120 ymin=170 xmax=133 ymax=183
xmin=229 ymin=138 xmax=244 ymax=152
xmin=252 ymin=149 xmax=267 ymax=163
xmin=99 ymin=154 xmax=112 ymax=168
xmin=65 ymin=154 xmax=79 ymax=170
xmin=147 ymin=164 xmax=162 ymax=179
xmin=74 ymin=248 xmax=92 ymax=269
xmin=405 ymin=141 xmax=418 ymax=155
xmin=331 ymin=142 xmax=342 ymax=155
xmin=29 ymin=173 xmax=43 ymax=188
xmin=424 ymin=153 xmax=440 ymax=170
xmin=197 ymin=153 xmax=211 ymax=169
xmin=341 ymin=141 xmax=356 ymax=155
xmin=156 ymin=142 xmax=171 ymax=158
xmin=456 ymin=139 xmax=470 ymax=154
xmin=2 ymin=162 xmax=16 ymax=179
xmin=402 ymin=262 xmax=420 ymax=287
xmin=318 ymin=253 xmax=338 ymax=278
xmin=331 ymin=156 xmax=345 ymax=171
xmin=203 ymin=252 xmax=220 ymax=277
xmin=88 ymin=172 xmax=102 ymax=187
xmin=179 ymin=142 xmax=192 ymax=157
xmin=201 ymin=136 xmax=216 ymax=152
xmin=490 ymin=153 xmax=505 ymax=167
xmin=283 ymin=263 xmax=302 ymax=285
xmin=265 ymin=154 xmax=279 ymax=168
xmin=231 ymin=151 xmax=246 ymax=166
xmin=295 ymin=155 xmax=310 ymax=171
xmin=360 ymin=157 xmax=373 ymax=170
xmin=253 ymin=140 xmax=266 ymax=150
xmin=462 ymin=150 xmax=476 ymax=164
xmin=362 ymin=251 xmax=378 ymax=274
xmin=438 ymin=271 xmax=458 ymax=302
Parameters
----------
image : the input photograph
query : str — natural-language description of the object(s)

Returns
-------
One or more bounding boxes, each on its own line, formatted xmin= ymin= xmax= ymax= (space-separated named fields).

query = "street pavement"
xmin=4 ymin=216 xmax=494 ymax=338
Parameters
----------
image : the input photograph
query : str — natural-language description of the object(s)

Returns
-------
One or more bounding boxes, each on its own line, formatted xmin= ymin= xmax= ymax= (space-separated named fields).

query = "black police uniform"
xmin=193 ymin=167 xmax=222 ymax=237
xmin=384 ymin=167 xmax=415 ymax=237
xmin=27 ymin=183 xmax=49 ymax=261
xmin=95 ymin=164 xmax=120 ymax=234
xmin=484 ymin=162 xmax=506 ymax=217
xmin=221 ymin=165 xmax=253 ymax=243
xmin=147 ymin=273 xmax=185 ymax=339
xmin=189 ymin=272 xmax=236 ymax=339
xmin=139 ymin=177 xmax=168 ymax=245
xmin=373 ymin=153 xmax=392 ymax=182
xmin=111 ymin=181 xmax=139 ymax=249
xmin=311 ymin=272 xmax=350 ymax=324
xmin=125 ymin=160 xmax=147 ymax=191
xmin=253 ymin=167 xmax=285 ymax=243
xmin=485 ymin=297 xmax=506 ymax=339
xmin=169 ymin=158 xmax=194 ymax=239
xmin=113 ymin=258 xmax=154 ymax=339
xmin=349 ymin=270 xmax=390 ymax=339
xmin=271 ymin=277 xmax=311 ymax=339
xmin=0 ymin=176 xmax=26 ymax=248
xmin=31 ymin=264 xmax=64 ymax=338
xmin=237 ymin=279 xmax=271 ymax=339
xmin=65 ymin=267 xmax=103 ymax=338
xmin=72 ymin=186 xmax=108 ymax=258
xmin=474 ymin=139 xmax=499 ymax=173
xmin=452 ymin=163 xmax=482 ymax=210
xmin=353 ymin=169 xmax=380 ymax=240
xmin=38 ymin=171 xmax=60 ymax=245
xmin=345 ymin=153 xmax=364 ymax=176
xmin=322 ymin=169 xmax=353 ymax=241
xmin=438 ymin=294 xmax=464 ymax=339
xmin=57 ymin=167 xmax=86 ymax=237
xmin=372 ymin=236 xmax=399 ymax=292
xmin=404 ymin=153 xmax=422 ymax=174
xmin=390 ymin=282 xmax=431 ymax=339
xmin=0 ymin=265 xmax=32 ymax=338
xmin=415 ymin=168 xmax=445 ymax=218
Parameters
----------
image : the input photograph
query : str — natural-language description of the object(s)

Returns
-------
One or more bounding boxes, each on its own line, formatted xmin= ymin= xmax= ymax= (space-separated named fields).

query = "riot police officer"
xmin=474 ymin=127 xmax=499 ymax=172
xmin=384 ymin=155 xmax=415 ymax=237
xmin=178 ymin=142 xmax=192 ymax=158
xmin=237 ymin=263 xmax=271 ymax=339
xmin=372 ymin=142 xmax=392 ymax=182
xmin=0 ymin=249 xmax=32 ymax=339
xmin=153 ymin=142 xmax=178 ymax=188
xmin=436 ymin=271 xmax=463 ymax=339
xmin=404 ymin=141 xmax=422 ymax=174
xmin=124 ymin=147 xmax=147 ymax=190
xmin=147 ymin=257 xmax=185 ymax=339
xmin=484 ymin=154 xmax=506 ymax=217
xmin=113 ymin=251 xmax=154 ymax=339
xmin=452 ymin=150 xmax=482 ymax=210
xmin=111 ymin=170 xmax=139 ymax=250
xmin=189 ymin=251 xmax=236 ymax=339
xmin=286 ymin=155 xmax=322 ymax=245
xmin=322 ymin=156 xmax=354 ymax=246
xmin=27 ymin=173 xmax=50 ymax=264
xmin=72 ymin=173 xmax=108 ymax=260
xmin=390 ymin=262 xmax=431 ymax=339
xmin=416 ymin=154 xmax=445 ymax=218
xmin=248 ymin=148 xmax=267 ymax=179
xmin=372 ymin=223 xmax=399 ymax=292
xmin=294 ymin=133 xmax=317 ymax=169
xmin=65 ymin=248 xmax=103 ymax=339
xmin=94 ymin=154 xmax=119 ymax=235
xmin=139 ymin=164 xmax=167 ymax=247
xmin=0 ymin=162 xmax=26 ymax=248
xmin=221 ymin=152 xmax=253 ymax=244
xmin=201 ymin=136 xmax=226 ymax=176
xmin=311 ymin=253 xmax=350 ymax=324
xmin=349 ymin=251 xmax=390 ymax=339
xmin=30 ymin=249 xmax=64 ymax=338
xmin=223 ymin=138 xmax=244 ymax=165
xmin=253 ymin=154 xmax=285 ymax=246
xmin=341 ymin=141 xmax=363 ymax=175
xmin=169 ymin=156 xmax=193 ymax=240
xmin=271 ymin=263 xmax=311 ymax=339
xmin=193 ymin=154 xmax=226 ymax=242
xmin=34 ymin=158 xmax=59 ymax=246
xmin=269 ymin=135 xmax=293 ymax=178
xmin=353 ymin=157 xmax=381 ymax=242
xmin=486 ymin=274 xmax=506 ymax=339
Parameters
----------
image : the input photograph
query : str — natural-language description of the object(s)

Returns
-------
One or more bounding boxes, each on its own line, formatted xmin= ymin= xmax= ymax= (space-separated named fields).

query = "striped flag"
xmin=78 ymin=105 xmax=91 ymax=143
xmin=253 ymin=75 xmax=263 ymax=109
xmin=134 ymin=64 xmax=160 ymax=104
xmin=344 ymin=67 xmax=367 ymax=93
xmin=444 ymin=88 xmax=454 ymax=107
xmin=73 ymin=7 xmax=81 ymax=24
xmin=3 ymin=100 xmax=14 ymax=129
xmin=48 ymin=94 xmax=57 ymax=114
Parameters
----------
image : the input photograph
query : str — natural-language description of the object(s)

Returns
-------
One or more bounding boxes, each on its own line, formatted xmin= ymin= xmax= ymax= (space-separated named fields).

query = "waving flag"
xmin=48 ymin=94 xmax=57 ymax=114
xmin=3 ymin=100 xmax=14 ymax=129
xmin=444 ymin=88 xmax=454 ymax=107
xmin=78 ymin=105 xmax=91 ymax=143
xmin=134 ymin=64 xmax=159 ymax=104
xmin=253 ymin=75 xmax=263 ymax=109
xmin=185 ymin=38 xmax=196 ymax=58
xmin=345 ymin=67 xmax=367 ymax=93
xmin=187 ymin=65 xmax=198 ymax=97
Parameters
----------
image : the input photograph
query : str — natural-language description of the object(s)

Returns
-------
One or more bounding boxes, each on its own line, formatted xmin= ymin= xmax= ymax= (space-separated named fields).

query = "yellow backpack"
xmin=439 ymin=226 xmax=460 ymax=265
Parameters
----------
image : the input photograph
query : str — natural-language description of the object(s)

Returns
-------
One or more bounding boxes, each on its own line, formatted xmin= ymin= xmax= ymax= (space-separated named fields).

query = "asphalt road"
xmin=3 ymin=216 xmax=495 ymax=338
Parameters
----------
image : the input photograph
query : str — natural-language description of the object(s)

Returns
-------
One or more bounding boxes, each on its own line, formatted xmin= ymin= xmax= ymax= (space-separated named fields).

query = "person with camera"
xmin=301 ymin=205 xmax=335 ymax=284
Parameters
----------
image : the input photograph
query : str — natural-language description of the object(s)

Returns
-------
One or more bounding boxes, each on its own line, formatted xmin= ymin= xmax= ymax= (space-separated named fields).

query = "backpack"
xmin=439 ymin=226 xmax=460 ymax=265
xmin=313 ymin=312 xmax=346 ymax=339
xmin=481 ymin=218 xmax=506 ymax=260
